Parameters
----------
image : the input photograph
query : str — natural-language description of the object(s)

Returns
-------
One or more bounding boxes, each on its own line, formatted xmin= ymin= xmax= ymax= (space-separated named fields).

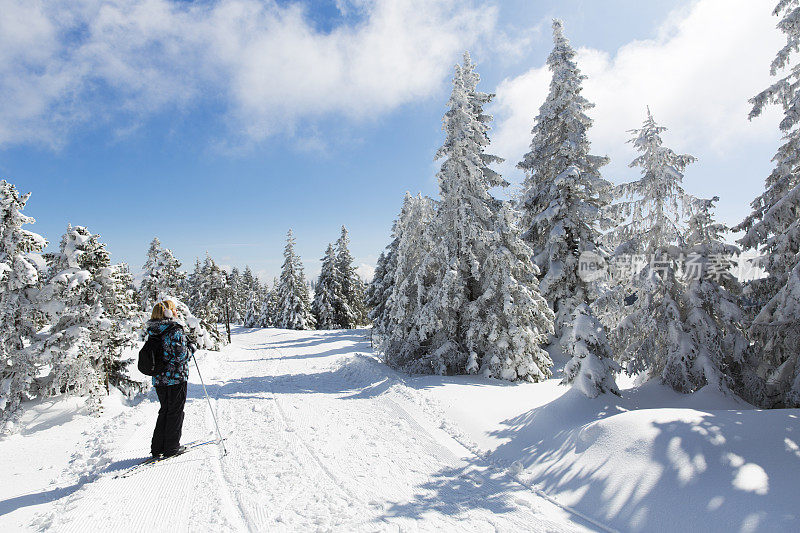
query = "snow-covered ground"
xmin=1 ymin=327 xmax=798 ymax=532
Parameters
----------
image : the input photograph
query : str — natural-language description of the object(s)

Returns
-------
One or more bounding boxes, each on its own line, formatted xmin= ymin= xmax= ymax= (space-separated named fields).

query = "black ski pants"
xmin=151 ymin=382 xmax=187 ymax=455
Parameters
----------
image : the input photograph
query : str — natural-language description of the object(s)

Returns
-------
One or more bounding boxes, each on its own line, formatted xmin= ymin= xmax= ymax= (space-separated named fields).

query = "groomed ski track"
xmin=27 ymin=327 xmax=598 ymax=532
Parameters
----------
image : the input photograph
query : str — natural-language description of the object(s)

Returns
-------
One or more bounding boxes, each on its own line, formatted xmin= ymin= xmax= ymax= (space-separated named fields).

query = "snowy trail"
xmin=20 ymin=327 xmax=593 ymax=532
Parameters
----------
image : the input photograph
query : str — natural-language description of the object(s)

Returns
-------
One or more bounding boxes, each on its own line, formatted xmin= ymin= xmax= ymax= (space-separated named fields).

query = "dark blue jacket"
xmin=146 ymin=319 xmax=192 ymax=386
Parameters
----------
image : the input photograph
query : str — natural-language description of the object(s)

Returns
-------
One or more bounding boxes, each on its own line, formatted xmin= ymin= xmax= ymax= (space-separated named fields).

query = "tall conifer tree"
xmin=313 ymin=244 xmax=344 ymax=329
xmin=734 ymin=0 xmax=800 ymax=406
xmin=391 ymin=53 xmax=553 ymax=380
xmin=335 ymin=226 xmax=367 ymax=328
xmin=0 ymin=181 xmax=47 ymax=429
xmin=274 ymin=230 xmax=315 ymax=330
xmin=517 ymin=20 xmax=613 ymax=342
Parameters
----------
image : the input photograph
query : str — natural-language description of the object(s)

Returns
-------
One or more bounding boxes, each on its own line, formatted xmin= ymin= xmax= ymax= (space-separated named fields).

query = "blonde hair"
xmin=151 ymin=300 xmax=178 ymax=321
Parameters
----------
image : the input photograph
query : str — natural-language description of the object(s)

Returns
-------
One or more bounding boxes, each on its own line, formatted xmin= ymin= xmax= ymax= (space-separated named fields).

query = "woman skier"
xmin=146 ymin=300 xmax=195 ymax=457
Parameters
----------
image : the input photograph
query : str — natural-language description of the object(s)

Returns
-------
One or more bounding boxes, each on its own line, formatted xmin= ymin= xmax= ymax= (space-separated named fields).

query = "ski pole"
xmin=192 ymin=353 xmax=228 ymax=456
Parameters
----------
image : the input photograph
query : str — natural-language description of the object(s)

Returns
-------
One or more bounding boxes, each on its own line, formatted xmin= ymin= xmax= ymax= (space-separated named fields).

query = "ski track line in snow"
xmin=29 ymin=387 xmax=237 ymax=532
xmin=263 ymin=332 xmax=581 ymax=532
xmin=384 ymin=363 xmax=620 ymax=533
xmin=324 ymin=337 xmax=619 ymax=533
xmin=267 ymin=346 xmax=368 ymax=504
xmin=214 ymin=342 xmax=372 ymax=531
xmin=199 ymin=394 xmax=253 ymax=533
xmin=187 ymin=349 xmax=260 ymax=533
xmin=265 ymin=342 xmax=456 ymax=531
xmin=268 ymin=343 xmax=529 ymax=530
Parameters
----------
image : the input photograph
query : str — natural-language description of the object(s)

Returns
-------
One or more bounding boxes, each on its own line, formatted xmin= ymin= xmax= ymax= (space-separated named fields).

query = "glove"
xmin=188 ymin=341 xmax=198 ymax=354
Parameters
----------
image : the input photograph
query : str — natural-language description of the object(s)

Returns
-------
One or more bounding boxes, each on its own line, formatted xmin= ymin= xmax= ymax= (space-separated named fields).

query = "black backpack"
xmin=138 ymin=328 xmax=170 ymax=376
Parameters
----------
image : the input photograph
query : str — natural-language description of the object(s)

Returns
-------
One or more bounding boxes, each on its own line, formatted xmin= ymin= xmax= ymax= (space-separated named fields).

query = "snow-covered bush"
xmin=561 ymin=304 xmax=620 ymax=398
xmin=33 ymin=225 xmax=143 ymax=414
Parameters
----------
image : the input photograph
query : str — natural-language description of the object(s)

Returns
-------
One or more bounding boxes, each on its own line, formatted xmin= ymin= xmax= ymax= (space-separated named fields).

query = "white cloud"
xmin=0 ymin=0 xmax=496 ymax=147
xmin=490 ymin=0 xmax=785 ymax=185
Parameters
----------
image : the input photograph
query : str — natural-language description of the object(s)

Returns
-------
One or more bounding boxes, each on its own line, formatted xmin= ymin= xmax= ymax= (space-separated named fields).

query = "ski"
xmin=114 ymin=438 xmax=223 ymax=479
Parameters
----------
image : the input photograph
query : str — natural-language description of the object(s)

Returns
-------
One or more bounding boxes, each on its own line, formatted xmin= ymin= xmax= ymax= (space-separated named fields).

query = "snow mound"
xmin=419 ymin=377 xmax=799 ymax=533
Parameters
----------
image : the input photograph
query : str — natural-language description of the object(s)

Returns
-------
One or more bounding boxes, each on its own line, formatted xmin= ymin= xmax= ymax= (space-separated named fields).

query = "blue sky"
xmin=0 ymin=0 xmax=784 ymax=282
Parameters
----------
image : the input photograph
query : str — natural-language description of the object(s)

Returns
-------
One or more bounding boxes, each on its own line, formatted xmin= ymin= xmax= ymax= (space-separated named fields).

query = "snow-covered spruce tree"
xmin=158 ymin=296 xmax=221 ymax=351
xmin=242 ymin=292 xmax=261 ymax=328
xmin=614 ymin=251 xmax=691 ymax=390
xmin=366 ymin=235 xmax=397 ymax=337
xmin=274 ymin=230 xmax=315 ymax=330
xmin=0 ymin=181 xmax=47 ymax=429
xmin=243 ymin=285 xmax=262 ymax=327
xmin=517 ymin=19 xmax=613 ymax=342
xmin=469 ymin=203 xmax=555 ymax=381
xmin=561 ymin=304 xmax=620 ymax=398
xmin=140 ymin=238 xmax=186 ymax=311
xmin=754 ymin=263 xmax=800 ymax=405
xmin=35 ymin=226 xmax=142 ymax=413
xmin=159 ymin=252 xmax=225 ymax=350
xmin=140 ymin=237 xmax=161 ymax=309
xmin=241 ymin=266 xmax=261 ymax=297
xmin=313 ymin=244 xmax=344 ymax=329
xmin=682 ymin=197 xmax=765 ymax=404
xmin=189 ymin=253 xmax=228 ymax=326
xmin=258 ymin=280 xmax=279 ymax=328
xmin=228 ymin=267 xmax=243 ymax=324
xmin=381 ymin=193 xmax=438 ymax=369
xmin=404 ymin=54 xmax=504 ymax=374
xmin=366 ymin=251 xmax=389 ymax=328
xmin=335 ymin=226 xmax=367 ymax=328
xmin=398 ymin=52 xmax=554 ymax=380
xmin=607 ymin=110 xmax=699 ymax=392
xmin=100 ymin=262 xmax=143 ymax=395
xmin=186 ymin=257 xmax=203 ymax=313
xmin=733 ymin=0 xmax=800 ymax=407
xmin=256 ymin=290 xmax=274 ymax=327
xmin=598 ymin=107 xmax=696 ymax=334
xmin=613 ymin=197 xmax=761 ymax=398
xmin=241 ymin=266 xmax=263 ymax=327
xmin=203 ymin=254 xmax=230 ymax=341
xmin=604 ymin=108 xmax=697 ymax=255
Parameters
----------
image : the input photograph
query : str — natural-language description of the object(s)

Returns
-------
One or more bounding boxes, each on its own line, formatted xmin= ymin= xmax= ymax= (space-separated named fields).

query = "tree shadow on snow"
xmin=235 ymin=330 xmax=371 ymax=361
xmin=380 ymin=463 xmax=533 ymax=524
xmin=185 ymin=354 xmax=397 ymax=401
xmin=237 ymin=342 xmax=364 ymax=361
xmin=482 ymin=388 xmax=800 ymax=532
xmin=255 ymin=333 xmax=369 ymax=351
